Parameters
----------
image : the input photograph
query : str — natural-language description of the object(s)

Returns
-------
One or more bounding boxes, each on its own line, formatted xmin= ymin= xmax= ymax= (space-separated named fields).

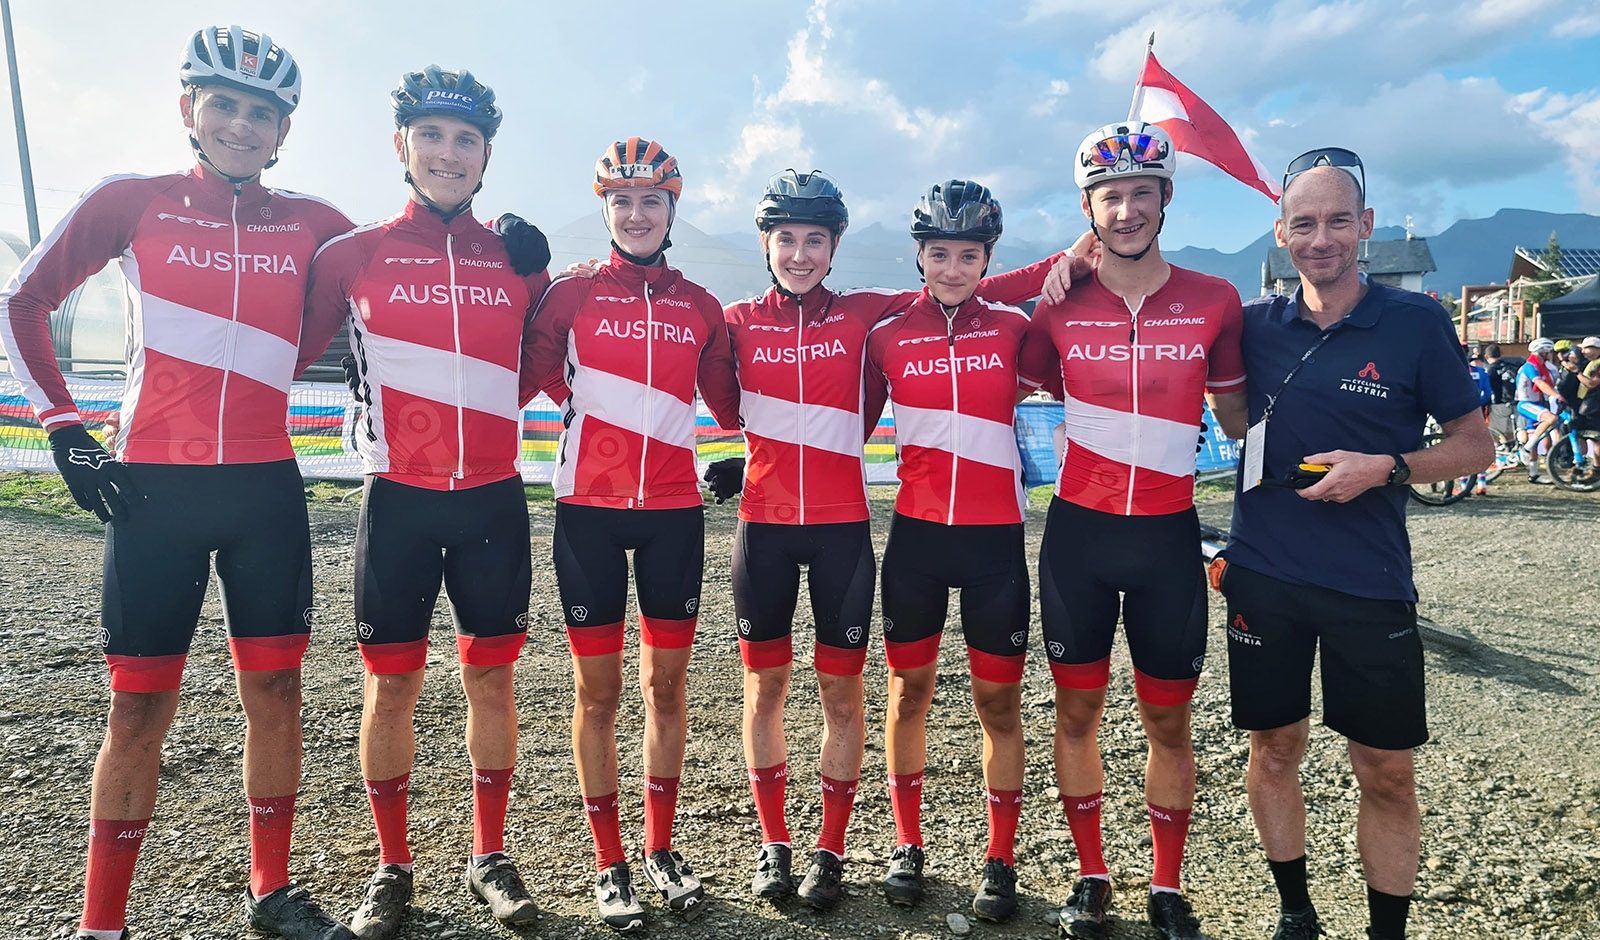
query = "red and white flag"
xmin=1131 ymin=52 xmax=1280 ymax=203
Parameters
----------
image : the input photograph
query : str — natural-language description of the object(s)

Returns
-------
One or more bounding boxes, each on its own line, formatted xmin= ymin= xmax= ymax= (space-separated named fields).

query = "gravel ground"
xmin=0 ymin=475 xmax=1596 ymax=940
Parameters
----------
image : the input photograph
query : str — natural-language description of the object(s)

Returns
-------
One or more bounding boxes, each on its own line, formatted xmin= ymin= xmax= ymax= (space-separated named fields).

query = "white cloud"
xmin=1554 ymin=11 xmax=1600 ymax=38
xmin=1524 ymin=89 xmax=1600 ymax=212
xmin=1029 ymin=79 xmax=1073 ymax=117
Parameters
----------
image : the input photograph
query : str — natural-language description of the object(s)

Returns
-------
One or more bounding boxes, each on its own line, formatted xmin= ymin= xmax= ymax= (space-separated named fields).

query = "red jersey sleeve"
xmin=0 ymin=176 xmax=151 ymax=430
xmin=1206 ymin=290 xmax=1247 ymax=393
xmin=296 ymin=232 xmax=366 ymax=377
xmin=519 ymin=276 xmax=583 ymax=407
xmin=977 ymin=250 xmax=1067 ymax=307
xmin=862 ymin=322 xmax=893 ymax=442
xmin=698 ymin=311 xmax=741 ymax=431
xmin=1017 ymin=304 xmax=1063 ymax=397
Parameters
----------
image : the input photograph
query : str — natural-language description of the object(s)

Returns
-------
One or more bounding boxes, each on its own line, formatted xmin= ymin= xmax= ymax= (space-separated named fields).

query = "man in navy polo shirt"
xmin=1217 ymin=150 xmax=1491 ymax=940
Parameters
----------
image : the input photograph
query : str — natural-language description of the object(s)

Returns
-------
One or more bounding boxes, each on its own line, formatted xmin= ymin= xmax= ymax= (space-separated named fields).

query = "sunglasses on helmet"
xmin=1282 ymin=147 xmax=1365 ymax=197
xmin=1085 ymin=133 xmax=1167 ymax=167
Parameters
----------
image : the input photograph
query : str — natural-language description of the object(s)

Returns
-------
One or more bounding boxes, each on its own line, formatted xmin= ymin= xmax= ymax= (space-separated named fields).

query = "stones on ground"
xmin=946 ymin=911 xmax=971 ymax=935
xmin=1426 ymin=884 xmax=1461 ymax=902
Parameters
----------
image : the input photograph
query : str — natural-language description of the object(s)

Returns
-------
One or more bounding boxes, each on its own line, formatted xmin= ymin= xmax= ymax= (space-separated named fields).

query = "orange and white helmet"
xmin=594 ymin=137 xmax=682 ymax=199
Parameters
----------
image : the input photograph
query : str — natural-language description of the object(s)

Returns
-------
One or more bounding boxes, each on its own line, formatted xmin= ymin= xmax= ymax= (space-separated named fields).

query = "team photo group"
xmin=0 ymin=23 xmax=1494 ymax=940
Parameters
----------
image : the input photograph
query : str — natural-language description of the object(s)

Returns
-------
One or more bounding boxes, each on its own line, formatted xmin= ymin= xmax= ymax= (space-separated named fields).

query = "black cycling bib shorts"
xmin=731 ymin=519 xmax=875 ymax=676
xmin=553 ymin=502 xmax=704 ymax=656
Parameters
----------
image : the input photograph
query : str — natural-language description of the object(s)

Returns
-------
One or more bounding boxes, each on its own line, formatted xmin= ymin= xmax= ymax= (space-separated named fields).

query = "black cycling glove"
xmin=703 ymin=457 xmax=745 ymax=504
xmin=494 ymin=213 xmax=552 ymax=277
xmin=340 ymin=354 xmax=364 ymax=402
xmin=48 ymin=424 xmax=140 ymax=522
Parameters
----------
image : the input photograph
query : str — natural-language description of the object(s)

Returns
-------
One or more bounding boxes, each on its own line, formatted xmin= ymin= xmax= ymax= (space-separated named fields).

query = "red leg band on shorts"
xmin=885 ymin=634 xmax=941 ymax=671
xmin=229 ymin=634 xmax=310 ymax=673
xmin=567 ymin=621 xmax=625 ymax=657
xmin=1049 ymin=657 xmax=1111 ymax=691
xmin=968 ymin=647 xmax=1025 ymax=684
xmin=640 ymin=615 xmax=696 ymax=650
xmin=360 ymin=638 xmax=429 ymax=675
xmin=1134 ymin=668 xmax=1199 ymax=707
xmin=457 ymin=632 xmax=526 ymax=668
xmin=814 ymin=642 xmax=868 ymax=677
xmin=740 ymin=635 xmax=793 ymax=669
xmin=106 ymin=654 xmax=187 ymax=693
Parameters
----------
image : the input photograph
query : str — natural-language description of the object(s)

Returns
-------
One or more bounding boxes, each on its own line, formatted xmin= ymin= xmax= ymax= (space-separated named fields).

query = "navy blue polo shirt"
xmin=1226 ymin=279 xmax=1480 ymax=601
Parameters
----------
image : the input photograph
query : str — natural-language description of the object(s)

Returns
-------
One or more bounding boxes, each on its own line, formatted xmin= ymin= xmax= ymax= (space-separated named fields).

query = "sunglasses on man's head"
xmin=1282 ymin=147 xmax=1365 ymax=198
xmin=1085 ymin=133 xmax=1168 ymax=167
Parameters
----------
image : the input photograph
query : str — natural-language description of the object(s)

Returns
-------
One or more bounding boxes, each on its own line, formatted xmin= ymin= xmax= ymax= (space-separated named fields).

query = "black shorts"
xmin=102 ymin=459 xmax=312 ymax=693
xmin=879 ymin=512 xmax=1028 ymax=684
xmin=553 ymin=502 xmax=703 ymax=656
xmin=355 ymin=475 xmax=531 ymax=674
xmin=731 ymin=520 xmax=875 ymax=675
xmin=1219 ymin=561 xmax=1427 ymax=750
xmin=1038 ymin=498 xmax=1207 ymax=706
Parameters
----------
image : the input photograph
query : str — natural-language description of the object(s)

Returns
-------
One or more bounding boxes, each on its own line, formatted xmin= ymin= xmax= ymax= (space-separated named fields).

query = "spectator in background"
xmin=1466 ymin=355 xmax=1493 ymax=495
xmin=1517 ymin=338 xmax=1561 ymax=484
xmin=1484 ymin=344 xmax=1525 ymax=447
xmin=1578 ymin=338 xmax=1600 ymax=431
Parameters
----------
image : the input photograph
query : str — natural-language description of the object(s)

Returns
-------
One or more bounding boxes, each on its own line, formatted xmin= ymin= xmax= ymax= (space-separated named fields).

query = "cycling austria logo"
xmin=1227 ymin=613 xmax=1261 ymax=647
xmin=1339 ymin=361 xmax=1389 ymax=399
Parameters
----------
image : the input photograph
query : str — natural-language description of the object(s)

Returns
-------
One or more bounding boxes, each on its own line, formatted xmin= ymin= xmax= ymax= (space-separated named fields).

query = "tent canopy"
xmin=1541 ymin=277 xmax=1600 ymax=338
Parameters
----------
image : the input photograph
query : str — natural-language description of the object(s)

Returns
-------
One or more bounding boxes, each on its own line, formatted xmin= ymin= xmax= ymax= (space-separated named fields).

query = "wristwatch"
xmin=1387 ymin=453 xmax=1411 ymax=486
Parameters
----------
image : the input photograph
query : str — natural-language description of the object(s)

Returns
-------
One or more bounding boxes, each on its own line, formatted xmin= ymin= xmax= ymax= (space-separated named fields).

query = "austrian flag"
xmin=1131 ymin=52 xmax=1280 ymax=203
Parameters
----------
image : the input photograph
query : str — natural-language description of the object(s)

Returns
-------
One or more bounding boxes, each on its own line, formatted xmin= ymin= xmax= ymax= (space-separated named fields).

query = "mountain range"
xmin=546 ymin=208 xmax=1600 ymax=302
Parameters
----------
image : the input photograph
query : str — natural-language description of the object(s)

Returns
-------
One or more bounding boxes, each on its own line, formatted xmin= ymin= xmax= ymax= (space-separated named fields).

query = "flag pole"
xmin=1127 ymin=32 xmax=1155 ymax=121
xmin=1 ymin=0 xmax=38 ymax=246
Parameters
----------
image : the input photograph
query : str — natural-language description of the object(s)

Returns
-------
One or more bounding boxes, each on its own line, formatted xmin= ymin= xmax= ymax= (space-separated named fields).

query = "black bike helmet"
xmin=391 ymin=66 xmax=502 ymax=139
xmin=910 ymin=179 xmax=1002 ymax=244
xmin=755 ymin=169 xmax=848 ymax=235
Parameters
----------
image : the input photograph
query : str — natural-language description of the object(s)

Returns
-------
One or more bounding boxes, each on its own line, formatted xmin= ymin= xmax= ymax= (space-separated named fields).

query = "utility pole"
xmin=1 ymin=0 xmax=40 ymax=246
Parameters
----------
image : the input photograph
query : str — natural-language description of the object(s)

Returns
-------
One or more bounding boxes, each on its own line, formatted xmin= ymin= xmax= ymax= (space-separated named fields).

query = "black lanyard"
xmin=1262 ymin=329 xmax=1336 ymax=422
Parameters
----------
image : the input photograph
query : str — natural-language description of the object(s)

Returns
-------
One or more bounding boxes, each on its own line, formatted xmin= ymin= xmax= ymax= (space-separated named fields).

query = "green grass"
xmin=0 ymin=471 xmax=106 ymax=530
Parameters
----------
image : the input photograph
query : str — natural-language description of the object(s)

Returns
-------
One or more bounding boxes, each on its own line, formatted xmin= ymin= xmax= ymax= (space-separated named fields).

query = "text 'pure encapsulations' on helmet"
xmin=391 ymin=66 xmax=504 ymax=139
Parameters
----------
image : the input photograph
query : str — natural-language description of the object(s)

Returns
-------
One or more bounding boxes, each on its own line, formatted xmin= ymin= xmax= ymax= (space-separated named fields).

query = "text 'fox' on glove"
xmin=47 ymin=424 xmax=140 ymax=522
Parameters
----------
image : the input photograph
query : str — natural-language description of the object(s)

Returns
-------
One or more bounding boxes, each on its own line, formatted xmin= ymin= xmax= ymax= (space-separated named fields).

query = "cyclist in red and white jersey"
xmin=294 ymin=67 xmax=551 ymax=939
xmin=718 ymin=171 xmax=1075 ymax=909
xmin=0 ymin=26 xmax=354 ymax=940
xmin=518 ymin=138 xmax=739 ymax=931
xmin=1016 ymin=121 xmax=1247 ymax=940
xmin=861 ymin=180 xmax=1040 ymax=923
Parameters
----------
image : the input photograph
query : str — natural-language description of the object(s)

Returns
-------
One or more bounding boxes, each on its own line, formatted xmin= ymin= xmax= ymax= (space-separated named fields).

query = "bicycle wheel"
xmin=1546 ymin=430 xmax=1600 ymax=492
xmin=1409 ymin=430 xmax=1468 ymax=506
xmin=1483 ymin=426 xmax=1517 ymax=484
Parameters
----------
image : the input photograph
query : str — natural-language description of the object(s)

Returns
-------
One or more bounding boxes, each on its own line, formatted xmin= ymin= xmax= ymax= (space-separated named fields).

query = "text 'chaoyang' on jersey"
xmin=722 ymin=252 xmax=1062 ymax=527
xmin=297 ymin=201 xmax=550 ymax=491
xmin=0 ymin=164 xmax=352 ymax=463
xmin=1018 ymin=265 xmax=1245 ymax=516
xmin=865 ymin=291 xmax=1038 ymax=527
xmin=520 ymin=251 xmax=739 ymax=510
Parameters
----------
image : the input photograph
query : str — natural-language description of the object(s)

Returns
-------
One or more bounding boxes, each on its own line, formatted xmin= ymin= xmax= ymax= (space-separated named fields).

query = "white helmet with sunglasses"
xmin=1073 ymin=122 xmax=1175 ymax=191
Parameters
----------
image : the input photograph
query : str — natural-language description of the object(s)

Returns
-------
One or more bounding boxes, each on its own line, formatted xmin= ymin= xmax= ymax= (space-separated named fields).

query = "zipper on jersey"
xmin=1126 ymin=304 xmax=1140 ymax=515
xmin=214 ymin=184 xmax=245 ymax=463
xmin=944 ymin=306 xmax=960 ymax=526
xmin=638 ymin=281 xmax=654 ymax=508
xmin=795 ymin=296 xmax=806 ymax=526
xmin=447 ymin=233 xmax=465 ymax=487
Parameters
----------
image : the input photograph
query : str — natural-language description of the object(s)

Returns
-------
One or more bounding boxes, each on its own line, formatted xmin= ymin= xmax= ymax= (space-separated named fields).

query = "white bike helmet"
xmin=180 ymin=25 xmax=302 ymax=115
xmin=1074 ymin=121 xmax=1175 ymax=191
xmin=1529 ymin=337 xmax=1555 ymax=354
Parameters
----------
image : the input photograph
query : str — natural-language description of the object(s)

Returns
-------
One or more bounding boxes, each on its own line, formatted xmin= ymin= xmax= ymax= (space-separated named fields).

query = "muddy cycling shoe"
xmin=642 ymin=848 xmax=707 ymax=921
xmin=465 ymin=852 xmax=539 ymax=926
xmin=751 ymin=842 xmax=794 ymax=900
xmin=1059 ymin=876 xmax=1112 ymax=938
xmin=349 ymin=865 xmax=412 ymax=940
xmin=75 ymin=931 xmax=131 ymax=939
xmin=245 ymin=884 xmax=355 ymax=940
xmin=796 ymin=849 xmax=844 ymax=910
xmin=1147 ymin=890 xmax=1203 ymax=940
xmin=595 ymin=861 xmax=646 ymax=932
xmin=971 ymin=857 xmax=1018 ymax=922
xmin=1273 ymin=907 xmax=1326 ymax=940
xmin=881 ymin=843 xmax=925 ymax=906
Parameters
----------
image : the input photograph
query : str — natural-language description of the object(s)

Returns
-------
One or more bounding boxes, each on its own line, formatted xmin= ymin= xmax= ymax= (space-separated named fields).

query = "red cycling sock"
xmin=584 ymin=791 xmax=626 ymax=870
xmin=985 ymin=788 xmax=1023 ymax=866
xmin=747 ymin=763 xmax=790 ymax=845
xmin=80 ymin=818 xmax=149 ymax=932
xmin=472 ymin=766 xmax=514 ymax=857
xmin=817 ymin=775 xmax=859 ymax=856
xmin=643 ymin=775 xmax=680 ymax=854
xmin=887 ymin=771 xmax=924 ymax=847
xmin=364 ymin=774 xmax=412 ymax=866
xmin=1062 ymin=792 xmax=1108 ymax=878
xmin=247 ymin=795 xmax=295 ymax=899
xmin=1148 ymin=802 xmax=1193 ymax=891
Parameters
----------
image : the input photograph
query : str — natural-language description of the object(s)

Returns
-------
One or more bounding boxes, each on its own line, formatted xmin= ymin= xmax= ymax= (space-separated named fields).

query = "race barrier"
xmin=1 ymin=375 xmax=1239 ymax=487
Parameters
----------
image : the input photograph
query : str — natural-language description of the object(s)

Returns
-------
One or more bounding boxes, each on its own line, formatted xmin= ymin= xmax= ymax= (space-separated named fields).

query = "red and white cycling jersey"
xmin=865 ymin=291 xmax=1037 ymax=527
xmin=297 ymin=201 xmax=551 ymax=491
xmin=724 ymin=255 xmax=1063 ymax=526
xmin=1019 ymin=265 xmax=1245 ymax=516
xmin=521 ymin=251 xmax=739 ymax=509
xmin=0 ymin=164 xmax=351 ymax=463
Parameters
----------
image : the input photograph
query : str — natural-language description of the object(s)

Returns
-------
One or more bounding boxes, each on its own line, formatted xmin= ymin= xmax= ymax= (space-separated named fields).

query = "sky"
xmin=1 ymin=0 xmax=1598 ymax=255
